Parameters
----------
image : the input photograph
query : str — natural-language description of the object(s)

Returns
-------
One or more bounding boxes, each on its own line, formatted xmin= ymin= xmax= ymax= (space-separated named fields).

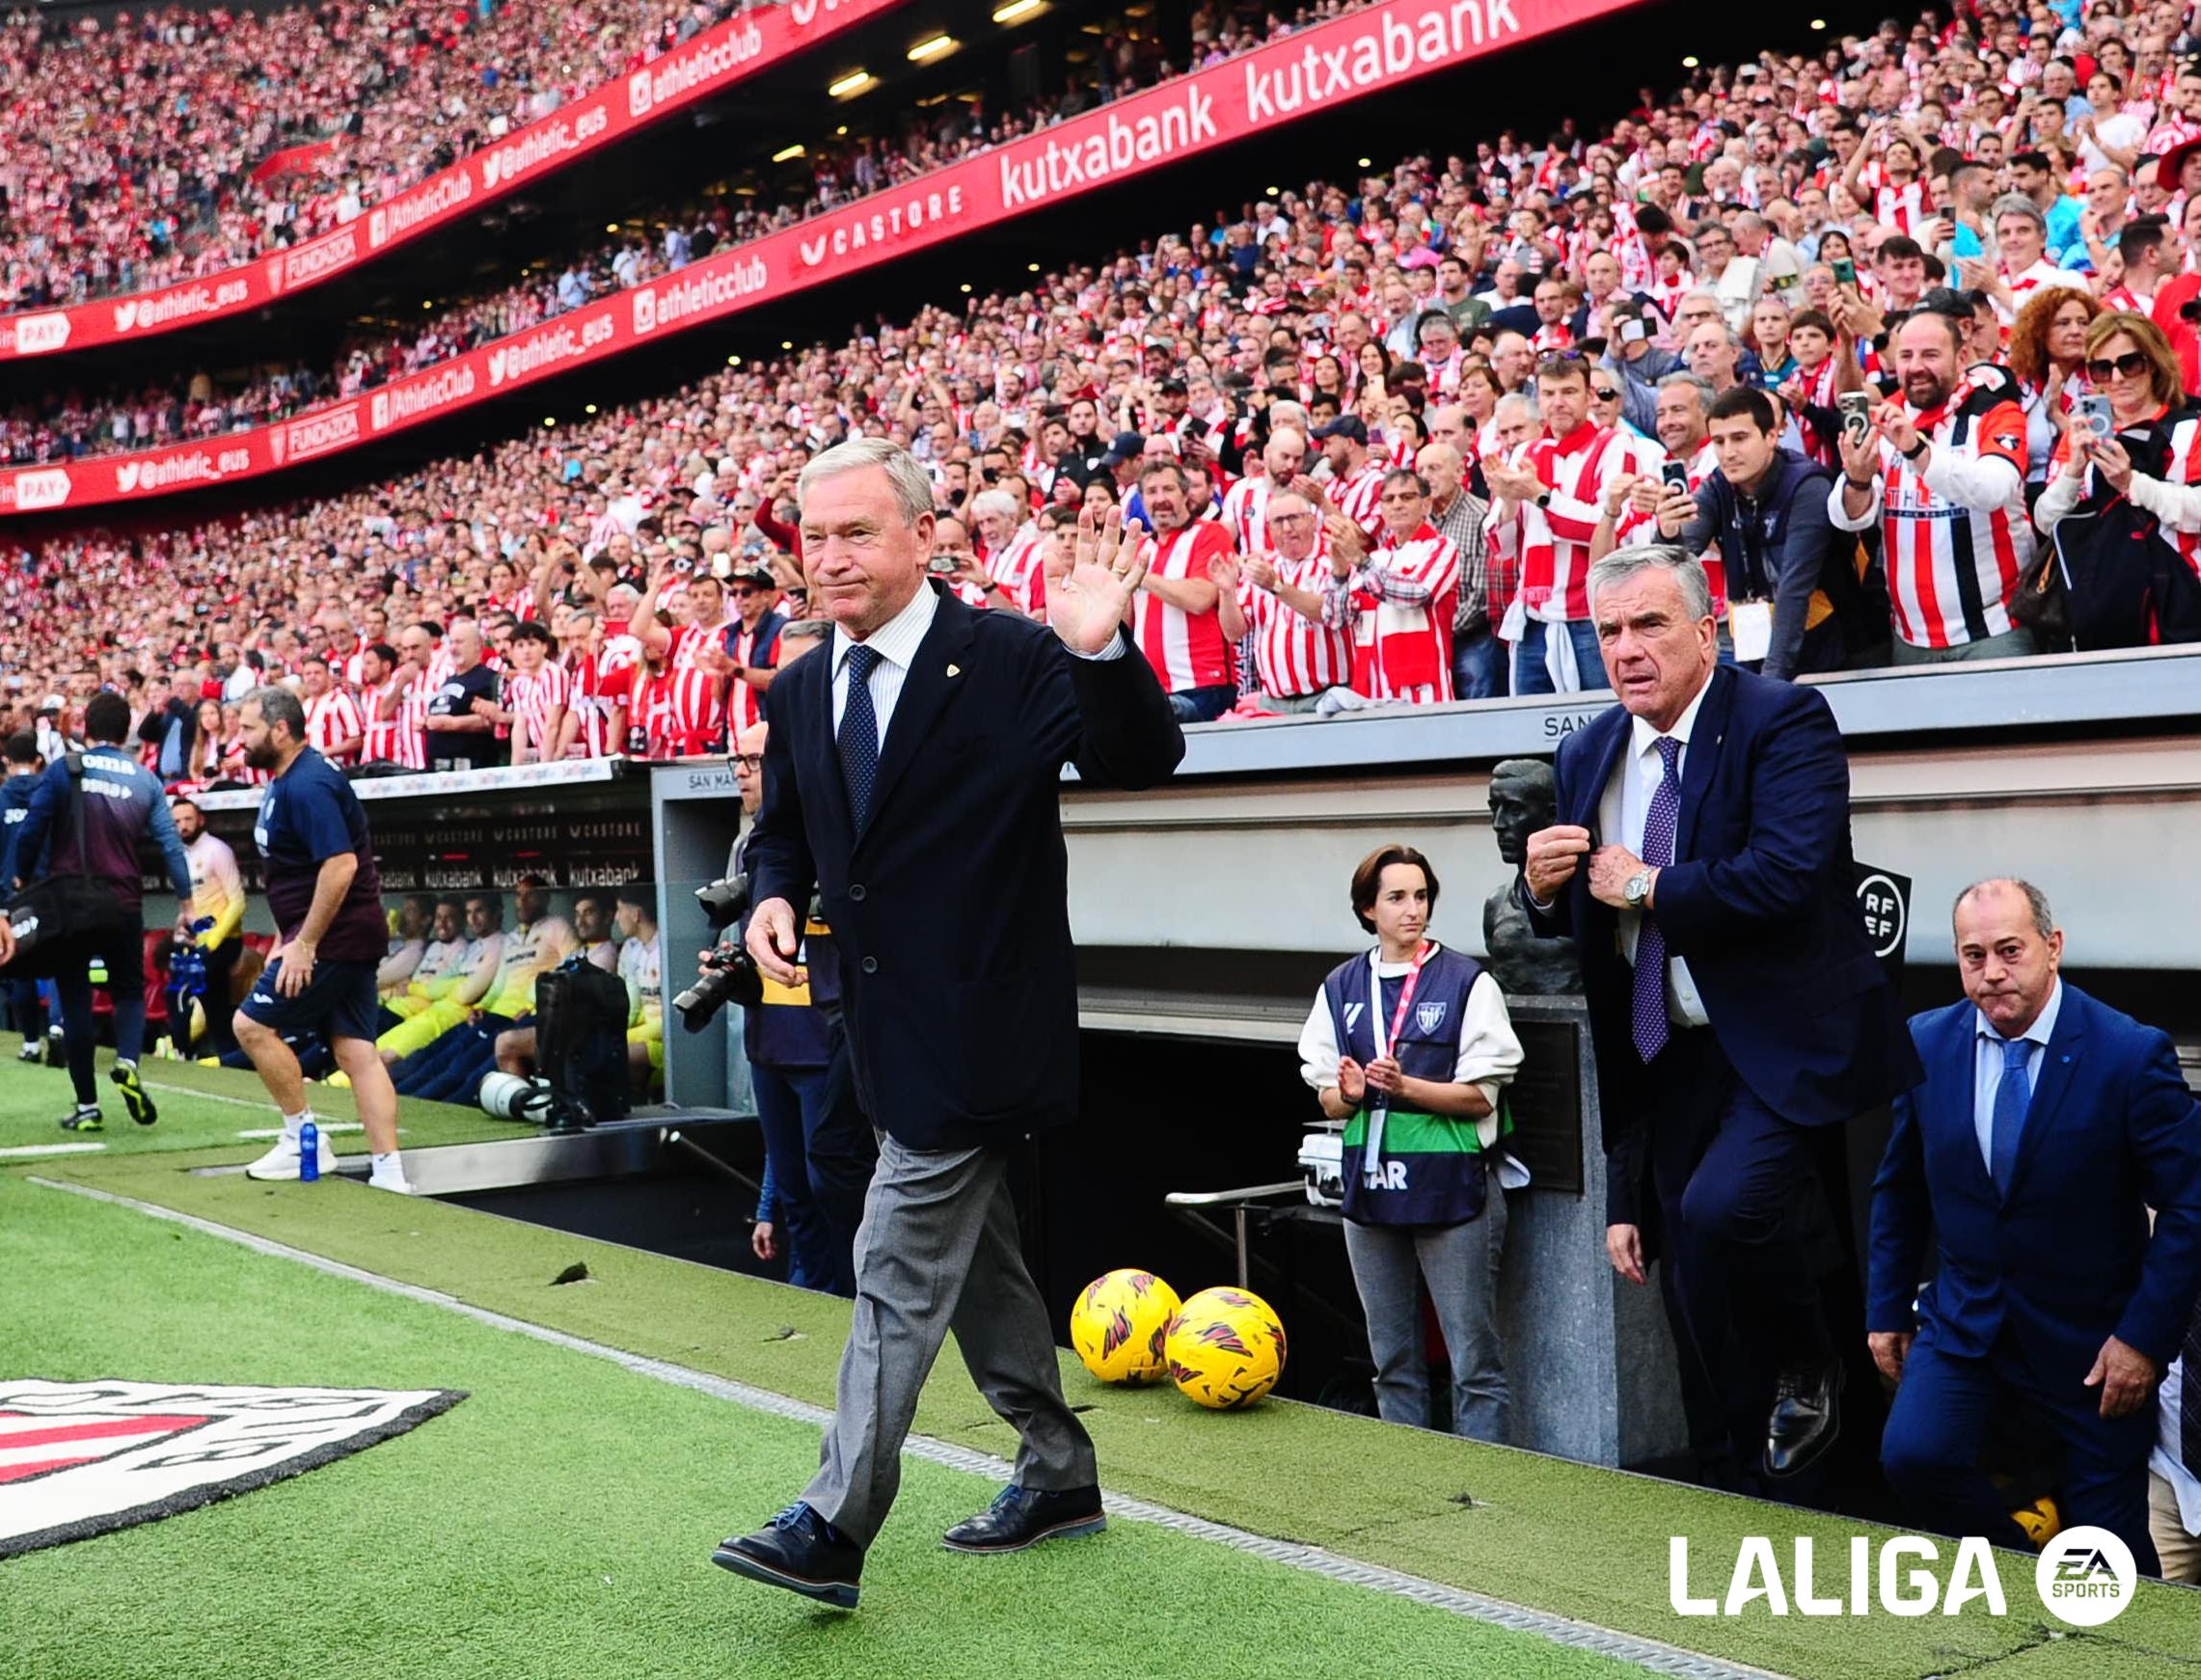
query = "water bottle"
xmin=299 ymin=1122 xmax=320 ymax=1182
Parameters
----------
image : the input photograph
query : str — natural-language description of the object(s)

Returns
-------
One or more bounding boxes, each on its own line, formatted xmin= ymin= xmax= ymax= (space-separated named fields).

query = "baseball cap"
xmin=40 ymin=693 xmax=65 ymax=712
xmin=729 ymin=562 xmax=777 ymax=588
xmin=1100 ymin=430 xmax=1147 ymax=465
xmin=1311 ymin=416 xmax=1369 ymax=445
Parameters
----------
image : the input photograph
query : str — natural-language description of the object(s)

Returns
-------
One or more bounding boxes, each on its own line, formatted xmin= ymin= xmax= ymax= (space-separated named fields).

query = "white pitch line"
xmin=236 ymin=1124 xmax=364 ymax=1139
xmin=0 ymin=1143 xmax=106 ymax=1159
xmin=27 ymin=1175 xmax=1785 ymax=1680
xmin=135 ymin=1079 xmax=274 ymax=1111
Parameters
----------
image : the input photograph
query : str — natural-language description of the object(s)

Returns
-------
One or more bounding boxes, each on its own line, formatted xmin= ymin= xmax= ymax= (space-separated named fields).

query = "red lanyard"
xmin=1371 ymin=939 xmax=1435 ymax=1062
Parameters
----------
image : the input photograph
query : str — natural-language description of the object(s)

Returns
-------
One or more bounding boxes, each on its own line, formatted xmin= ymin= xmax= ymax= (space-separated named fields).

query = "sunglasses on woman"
xmin=2084 ymin=350 xmax=2151 ymax=382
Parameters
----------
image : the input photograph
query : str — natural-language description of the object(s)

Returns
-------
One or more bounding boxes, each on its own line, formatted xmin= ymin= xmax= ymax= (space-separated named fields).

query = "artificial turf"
xmin=7 ymin=1063 xmax=2200 ymax=1679
xmin=0 ymin=1172 xmax=1636 ymax=1680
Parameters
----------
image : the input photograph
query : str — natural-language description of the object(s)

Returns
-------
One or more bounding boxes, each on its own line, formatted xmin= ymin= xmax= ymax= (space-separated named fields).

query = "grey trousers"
xmin=1889 ymin=625 xmax=2038 ymax=664
xmin=1341 ymin=1186 xmax=1509 ymax=1443
xmin=803 ymin=1132 xmax=1097 ymax=1545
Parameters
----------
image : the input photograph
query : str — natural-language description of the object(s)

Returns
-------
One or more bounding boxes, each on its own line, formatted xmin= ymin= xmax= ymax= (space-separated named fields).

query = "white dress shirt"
xmin=830 ymin=580 xmax=1121 ymax=745
xmin=1602 ymin=673 xmax=1712 ymax=1029
xmin=1970 ymin=979 xmax=2061 ymax=1177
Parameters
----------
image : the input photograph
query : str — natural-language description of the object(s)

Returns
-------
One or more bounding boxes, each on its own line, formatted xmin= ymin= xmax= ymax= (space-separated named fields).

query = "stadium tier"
xmin=8 ymin=8 xmax=2201 ymax=1675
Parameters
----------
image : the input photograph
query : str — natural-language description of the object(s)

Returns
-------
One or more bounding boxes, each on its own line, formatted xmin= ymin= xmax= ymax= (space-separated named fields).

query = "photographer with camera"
xmin=716 ymin=720 xmax=854 ymax=1294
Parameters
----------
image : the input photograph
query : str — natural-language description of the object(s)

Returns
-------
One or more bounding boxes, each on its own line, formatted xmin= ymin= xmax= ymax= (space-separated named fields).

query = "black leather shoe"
xmin=712 ymin=1504 xmax=862 ymax=1610
xmin=1764 ymin=1360 xmax=1841 ymax=1478
xmin=942 ymin=1483 xmax=1106 ymax=1554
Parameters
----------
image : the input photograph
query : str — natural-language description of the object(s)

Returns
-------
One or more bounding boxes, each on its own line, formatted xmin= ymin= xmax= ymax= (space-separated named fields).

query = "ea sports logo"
xmin=2033 ymin=1526 xmax=2135 ymax=1627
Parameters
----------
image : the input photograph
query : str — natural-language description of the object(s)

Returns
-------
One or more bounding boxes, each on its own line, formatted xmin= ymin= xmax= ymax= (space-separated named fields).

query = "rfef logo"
xmin=0 ymin=1379 xmax=465 ymax=1559
xmin=2034 ymin=1527 xmax=2135 ymax=1627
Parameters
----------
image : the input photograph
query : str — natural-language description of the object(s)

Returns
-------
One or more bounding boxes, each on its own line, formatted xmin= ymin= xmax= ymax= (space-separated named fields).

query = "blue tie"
xmin=1989 ymin=1035 xmax=2033 ymax=1195
xmin=2182 ymin=1303 xmax=2201 ymax=1479
xmin=839 ymin=643 xmax=883 ymax=831
xmin=1630 ymin=736 xmax=1684 ymax=1062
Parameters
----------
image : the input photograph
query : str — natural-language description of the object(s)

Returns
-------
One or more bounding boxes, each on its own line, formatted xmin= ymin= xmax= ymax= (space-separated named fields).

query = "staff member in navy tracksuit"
xmin=1299 ymin=844 xmax=1527 ymax=1443
xmin=10 ymin=692 xmax=191 ymax=1131
xmin=2 ymin=730 xmax=48 ymax=1060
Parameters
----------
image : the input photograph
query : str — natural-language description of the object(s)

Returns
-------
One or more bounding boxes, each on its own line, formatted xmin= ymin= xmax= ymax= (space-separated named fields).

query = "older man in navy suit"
xmin=710 ymin=438 xmax=1183 ymax=1611
xmin=1869 ymin=881 xmax=2201 ymax=1571
xmin=1522 ymin=545 xmax=1917 ymax=1490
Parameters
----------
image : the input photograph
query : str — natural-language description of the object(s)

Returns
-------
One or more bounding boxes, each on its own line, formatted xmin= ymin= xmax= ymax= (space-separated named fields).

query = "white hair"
xmin=968 ymin=489 xmax=1021 ymax=525
xmin=797 ymin=438 xmax=934 ymax=526
xmin=1587 ymin=544 xmax=1714 ymax=621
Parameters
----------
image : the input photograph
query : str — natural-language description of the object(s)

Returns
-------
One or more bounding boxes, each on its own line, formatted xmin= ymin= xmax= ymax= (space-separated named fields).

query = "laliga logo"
xmin=632 ymin=290 xmax=657 ymax=336
xmin=1671 ymin=1527 xmax=2136 ymax=1625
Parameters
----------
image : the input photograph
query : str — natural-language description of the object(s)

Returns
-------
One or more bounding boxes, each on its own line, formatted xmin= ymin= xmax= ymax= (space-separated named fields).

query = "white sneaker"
xmin=243 ymin=1130 xmax=338 ymax=1181
xmin=368 ymin=1163 xmax=416 ymax=1196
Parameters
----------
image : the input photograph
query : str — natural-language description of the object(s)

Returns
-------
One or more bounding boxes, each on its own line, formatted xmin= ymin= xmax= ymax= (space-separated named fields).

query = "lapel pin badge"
xmin=946 ymin=664 xmax=962 ymax=678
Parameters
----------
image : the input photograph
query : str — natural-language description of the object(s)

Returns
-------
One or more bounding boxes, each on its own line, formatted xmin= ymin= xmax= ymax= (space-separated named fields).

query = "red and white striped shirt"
xmin=1996 ymin=258 xmax=2089 ymax=326
xmin=398 ymin=649 xmax=455 ymax=771
xmin=1221 ymin=474 xmax=1285 ymax=555
xmin=984 ymin=523 xmax=1046 ymax=614
xmin=361 ymin=673 xmax=407 ymax=764
xmin=1519 ymin=423 xmax=1628 ymax=622
xmin=503 ymin=664 xmax=569 ymax=762
xmin=305 ymin=687 xmax=365 ymax=766
xmin=564 ymin=649 xmax=632 ymax=758
xmin=1343 ymin=522 xmax=1459 ymax=704
xmin=1238 ymin=541 xmax=1350 ymax=698
xmin=1330 ymin=461 xmax=1388 ymax=540
xmin=1834 ymin=378 xmax=2031 ymax=650
xmin=1856 ymin=162 xmax=1932 ymax=235
xmin=1131 ymin=522 xmax=1236 ymax=694
xmin=662 ymin=620 xmax=726 ymax=754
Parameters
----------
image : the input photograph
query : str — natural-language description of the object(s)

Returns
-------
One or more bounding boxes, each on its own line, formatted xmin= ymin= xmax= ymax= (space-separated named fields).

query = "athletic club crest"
xmin=1415 ymin=1001 xmax=1448 ymax=1036
xmin=0 ymin=1379 xmax=465 ymax=1558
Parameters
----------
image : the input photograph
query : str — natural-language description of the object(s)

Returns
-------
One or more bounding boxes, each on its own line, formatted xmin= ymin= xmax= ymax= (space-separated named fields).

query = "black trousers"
xmin=804 ymin=1029 xmax=882 ymax=1297
xmin=1643 ymin=1027 xmax=1832 ymax=1473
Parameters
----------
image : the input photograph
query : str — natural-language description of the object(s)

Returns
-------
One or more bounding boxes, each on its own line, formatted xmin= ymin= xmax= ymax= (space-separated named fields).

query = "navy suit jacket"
xmin=1525 ymin=664 xmax=1917 ymax=1152
xmin=745 ymin=586 xmax=1183 ymax=1151
xmin=1868 ymin=985 xmax=2201 ymax=1377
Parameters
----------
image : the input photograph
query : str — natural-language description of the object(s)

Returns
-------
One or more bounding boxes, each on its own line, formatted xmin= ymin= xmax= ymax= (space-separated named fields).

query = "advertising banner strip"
xmin=0 ymin=0 xmax=905 ymax=362
xmin=0 ymin=0 xmax=1636 ymax=516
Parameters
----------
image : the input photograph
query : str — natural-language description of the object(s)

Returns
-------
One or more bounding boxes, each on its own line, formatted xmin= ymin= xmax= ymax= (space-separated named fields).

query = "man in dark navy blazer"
xmin=1869 ymin=880 xmax=2201 ymax=1570
xmin=1521 ymin=545 xmax=1916 ymax=1489
xmin=711 ymin=439 xmax=1183 ymax=1610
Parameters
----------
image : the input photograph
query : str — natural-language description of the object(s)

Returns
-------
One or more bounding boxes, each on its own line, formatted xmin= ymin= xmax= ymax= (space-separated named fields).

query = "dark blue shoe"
xmin=941 ymin=1483 xmax=1106 ymax=1554
xmin=712 ymin=1503 xmax=862 ymax=1610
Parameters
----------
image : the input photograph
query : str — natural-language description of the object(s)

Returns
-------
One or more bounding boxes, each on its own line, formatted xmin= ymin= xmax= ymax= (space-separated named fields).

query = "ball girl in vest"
xmin=1298 ymin=843 xmax=1529 ymax=1442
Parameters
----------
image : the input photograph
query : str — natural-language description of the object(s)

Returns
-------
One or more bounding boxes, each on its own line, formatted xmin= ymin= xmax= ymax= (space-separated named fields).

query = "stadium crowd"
xmin=0 ymin=2 xmax=1364 ymax=466
xmin=0 ymin=0 xmax=751 ymax=312
xmin=9 ymin=1 xmax=2201 ymax=784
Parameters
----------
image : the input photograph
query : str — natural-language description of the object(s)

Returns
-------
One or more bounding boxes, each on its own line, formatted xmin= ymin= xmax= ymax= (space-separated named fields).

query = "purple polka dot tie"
xmin=1631 ymin=735 xmax=1684 ymax=1063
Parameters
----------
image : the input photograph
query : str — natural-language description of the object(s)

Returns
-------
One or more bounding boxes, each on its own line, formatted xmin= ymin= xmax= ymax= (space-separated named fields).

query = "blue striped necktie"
xmin=1630 ymin=736 xmax=1683 ymax=1062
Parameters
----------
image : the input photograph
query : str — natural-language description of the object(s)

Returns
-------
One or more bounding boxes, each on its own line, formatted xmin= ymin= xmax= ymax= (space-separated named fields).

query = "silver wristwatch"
xmin=1623 ymin=870 xmax=1654 ymax=908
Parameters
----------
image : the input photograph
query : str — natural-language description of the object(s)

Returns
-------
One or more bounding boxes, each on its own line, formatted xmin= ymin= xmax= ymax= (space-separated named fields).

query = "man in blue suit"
xmin=1522 ymin=545 xmax=1917 ymax=1487
xmin=710 ymin=439 xmax=1183 ymax=1610
xmin=1869 ymin=880 xmax=2201 ymax=1570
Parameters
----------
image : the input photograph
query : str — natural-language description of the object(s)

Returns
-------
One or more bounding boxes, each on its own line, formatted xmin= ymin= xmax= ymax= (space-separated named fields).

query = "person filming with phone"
xmin=2030 ymin=311 xmax=2201 ymax=650
xmin=1828 ymin=309 xmax=2038 ymax=665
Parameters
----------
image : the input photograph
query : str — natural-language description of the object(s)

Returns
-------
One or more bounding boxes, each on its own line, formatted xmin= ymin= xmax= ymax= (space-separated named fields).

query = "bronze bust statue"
xmin=1482 ymin=757 xmax=1582 ymax=996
